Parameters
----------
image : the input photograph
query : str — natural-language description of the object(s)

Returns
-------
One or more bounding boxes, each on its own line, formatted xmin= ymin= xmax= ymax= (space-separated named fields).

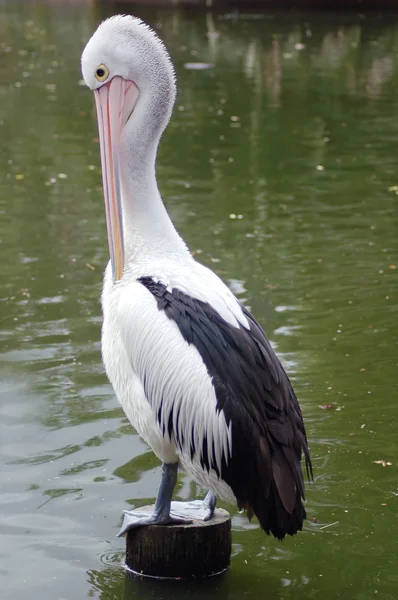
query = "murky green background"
xmin=1 ymin=2 xmax=398 ymax=599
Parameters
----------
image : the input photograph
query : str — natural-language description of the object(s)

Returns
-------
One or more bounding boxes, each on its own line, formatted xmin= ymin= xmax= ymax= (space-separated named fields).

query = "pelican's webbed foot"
xmin=118 ymin=508 xmax=190 ymax=537
xmin=170 ymin=489 xmax=217 ymax=521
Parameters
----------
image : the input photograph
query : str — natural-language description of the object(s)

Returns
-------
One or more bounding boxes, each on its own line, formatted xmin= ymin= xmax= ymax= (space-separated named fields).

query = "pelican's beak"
xmin=93 ymin=76 xmax=139 ymax=281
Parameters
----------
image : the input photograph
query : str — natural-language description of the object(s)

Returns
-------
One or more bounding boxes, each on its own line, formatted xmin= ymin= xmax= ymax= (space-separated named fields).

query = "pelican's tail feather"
xmin=231 ymin=432 xmax=308 ymax=540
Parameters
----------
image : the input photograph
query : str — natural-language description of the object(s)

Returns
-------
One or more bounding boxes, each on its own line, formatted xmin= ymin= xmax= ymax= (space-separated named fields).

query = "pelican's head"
xmin=81 ymin=15 xmax=176 ymax=281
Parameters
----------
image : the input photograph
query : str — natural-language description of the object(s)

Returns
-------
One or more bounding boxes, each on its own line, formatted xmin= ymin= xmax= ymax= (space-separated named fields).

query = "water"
xmin=1 ymin=2 xmax=398 ymax=599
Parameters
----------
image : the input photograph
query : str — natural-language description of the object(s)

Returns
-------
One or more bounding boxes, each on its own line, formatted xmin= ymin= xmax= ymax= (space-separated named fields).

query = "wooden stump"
xmin=125 ymin=506 xmax=231 ymax=579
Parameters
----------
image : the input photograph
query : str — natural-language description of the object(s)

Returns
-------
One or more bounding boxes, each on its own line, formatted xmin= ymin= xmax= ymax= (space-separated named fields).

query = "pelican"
xmin=81 ymin=15 xmax=312 ymax=539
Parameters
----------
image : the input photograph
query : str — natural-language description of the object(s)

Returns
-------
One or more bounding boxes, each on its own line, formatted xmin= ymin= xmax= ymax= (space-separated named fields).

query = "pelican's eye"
xmin=95 ymin=64 xmax=109 ymax=82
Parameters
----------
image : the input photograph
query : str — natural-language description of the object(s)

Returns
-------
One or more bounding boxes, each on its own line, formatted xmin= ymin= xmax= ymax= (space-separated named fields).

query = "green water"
xmin=1 ymin=2 xmax=398 ymax=599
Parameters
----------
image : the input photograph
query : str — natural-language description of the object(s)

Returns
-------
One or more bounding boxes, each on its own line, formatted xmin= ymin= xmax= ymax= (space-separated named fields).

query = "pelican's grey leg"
xmin=203 ymin=490 xmax=217 ymax=519
xmin=118 ymin=462 xmax=191 ymax=537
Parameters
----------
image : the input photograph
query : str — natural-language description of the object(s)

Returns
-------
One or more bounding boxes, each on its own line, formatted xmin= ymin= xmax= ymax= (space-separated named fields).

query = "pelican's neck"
xmin=119 ymin=88 xmax=189 ymax=266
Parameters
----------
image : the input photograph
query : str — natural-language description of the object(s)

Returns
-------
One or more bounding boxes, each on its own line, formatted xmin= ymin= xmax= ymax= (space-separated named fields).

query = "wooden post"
xmin=125 ymin=506 xmax=231 ymax=579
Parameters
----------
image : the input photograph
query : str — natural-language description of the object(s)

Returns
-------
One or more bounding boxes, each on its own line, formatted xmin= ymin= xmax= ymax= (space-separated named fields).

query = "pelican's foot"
xmin=117 ymin=509 xmax=191 ymax=537
xmin=170 ymin=490 xmax=217 ymax=522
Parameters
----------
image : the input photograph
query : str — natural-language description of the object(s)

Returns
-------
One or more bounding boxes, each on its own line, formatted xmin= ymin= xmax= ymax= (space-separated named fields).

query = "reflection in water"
xmin=88 ymin=560 xmax=283 ymax=600
xmin=1 ymin=2 xmax=398 ymax=600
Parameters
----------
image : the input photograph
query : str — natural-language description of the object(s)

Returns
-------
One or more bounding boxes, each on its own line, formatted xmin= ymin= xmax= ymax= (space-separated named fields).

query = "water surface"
xmin=1 ymin=3 xmax=397 ymax=599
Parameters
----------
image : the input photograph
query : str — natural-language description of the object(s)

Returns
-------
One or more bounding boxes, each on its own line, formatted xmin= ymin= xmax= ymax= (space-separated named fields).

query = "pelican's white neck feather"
xmin=82 ymin=16 xmax=190 ymax=264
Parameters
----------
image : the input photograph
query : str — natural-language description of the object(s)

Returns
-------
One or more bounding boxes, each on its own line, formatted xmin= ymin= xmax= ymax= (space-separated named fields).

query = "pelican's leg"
xmin=118 ymin=462 xmax=191 ymax=537
xmin=204 ymin=489 xmax=217 ymax=516
xmin=170 ymin=489 xmax=217 ymax=521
